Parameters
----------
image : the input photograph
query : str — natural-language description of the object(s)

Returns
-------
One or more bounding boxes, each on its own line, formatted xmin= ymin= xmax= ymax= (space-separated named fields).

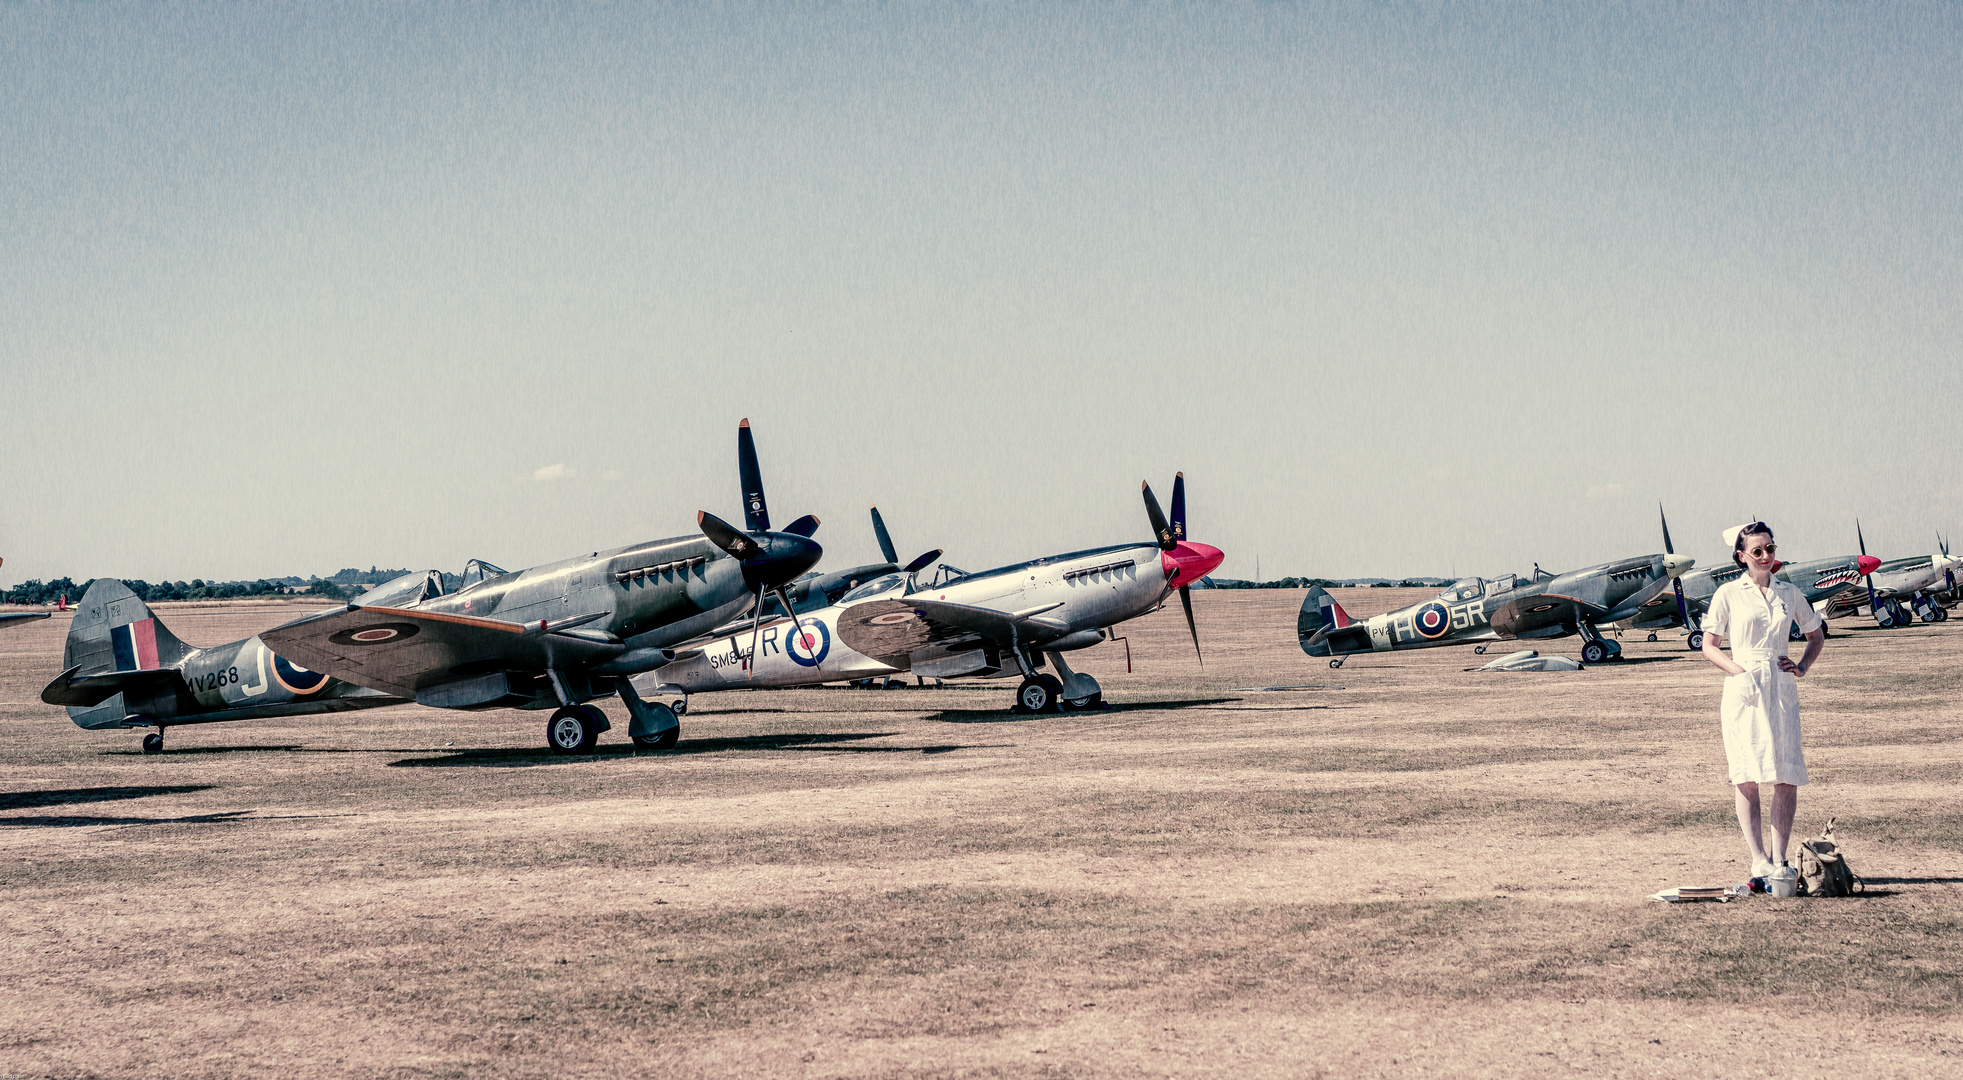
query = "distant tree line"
xmin=3 ymin=575 xmax=372 ymax=605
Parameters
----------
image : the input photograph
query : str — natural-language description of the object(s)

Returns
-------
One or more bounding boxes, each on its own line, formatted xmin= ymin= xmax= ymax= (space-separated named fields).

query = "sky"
xmin=4 ymin=3 xmax=1960 ymax=589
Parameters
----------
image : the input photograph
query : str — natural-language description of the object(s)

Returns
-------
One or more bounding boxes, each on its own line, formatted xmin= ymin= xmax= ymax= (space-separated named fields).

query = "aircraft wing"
xmin=1488 ymin=593 xmax=1600 ymax=639
xmin=1 ymin=611 xmax=51 ymax=626
xmin=835 ymin=598 xmax=1068 ymax=665
xmin=41 ymin=665 xmax=186 ymax=708
xmin=260 ymin=605 xmax=623 ymax=697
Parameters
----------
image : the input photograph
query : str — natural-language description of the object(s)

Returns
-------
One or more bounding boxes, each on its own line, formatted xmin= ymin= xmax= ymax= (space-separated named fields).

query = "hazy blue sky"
xmin=5 ymin=3 xmax=1959 ymax=588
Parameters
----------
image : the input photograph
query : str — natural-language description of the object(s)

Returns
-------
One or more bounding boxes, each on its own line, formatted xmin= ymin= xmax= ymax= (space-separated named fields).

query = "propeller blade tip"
xmin=739 ymin=418 xmax=750 ymax=428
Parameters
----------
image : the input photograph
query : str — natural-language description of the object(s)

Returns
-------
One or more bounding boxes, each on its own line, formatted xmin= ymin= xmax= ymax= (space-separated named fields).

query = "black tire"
xmin=672 ymin=699 xmax=688 ymax=716
xmin=1329 ymin=658 xmax=1344 ymax=669
xmin=1014 ymin=677 xmax=1058 ymax=714
xmin=141 ymin=732 xmax=164 ymax=754
xmin=1064 ymin=692 xmax=1103 ymax=711
xmin=1646 ymin=633 xmax=1658 ymax=642
xmin=547 ymin=706 xmax=601 ymax=755
xmin=1581 ymin=641 xmax=1609 ymax=665
xmin=1687 ymin=631 xmax=1705 ymax=651
xmin=1473 ymin=645 xmax=1487 ymax=655
xmin=1789 ymin=624 xmax=1807 ymax=642
xmin=633 ymin=725 xmax=680 ymax=750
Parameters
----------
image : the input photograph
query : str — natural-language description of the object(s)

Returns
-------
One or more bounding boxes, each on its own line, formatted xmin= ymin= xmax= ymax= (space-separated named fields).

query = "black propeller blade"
xmin=1661 ymin=504 xmax=1690 ymax=632
xmin=1858 ymin=519 xmax=1881 ymax=613
xmin=1170 ymin=472 xmax=1186 ymax=542
xmin=871 ymin=506 xmax=899 ymax=565
xmin=782 ymin=514 xmax=821 ymax=538
xmin=738 ymin=418 xmax=769 ymax=532
xmin=1142 ymin=481 xmax=1176 ymax=552
xmin=698 ymin=511 xmax=760 ymax=561
xmin=903 ymin=548 xmax=942 ymax=575
xmin=1178 ymin=584 xmax=1201 ymax=668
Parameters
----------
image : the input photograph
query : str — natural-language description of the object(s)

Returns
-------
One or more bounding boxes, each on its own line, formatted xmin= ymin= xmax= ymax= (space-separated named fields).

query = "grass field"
xmin=2 ymin=589 xmax=1958 ymax=1078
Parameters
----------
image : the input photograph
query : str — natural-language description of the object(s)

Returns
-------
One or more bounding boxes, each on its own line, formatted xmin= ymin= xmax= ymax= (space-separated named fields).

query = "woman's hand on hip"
xmin=1778 ymin=656 xmax=1805 ymax=676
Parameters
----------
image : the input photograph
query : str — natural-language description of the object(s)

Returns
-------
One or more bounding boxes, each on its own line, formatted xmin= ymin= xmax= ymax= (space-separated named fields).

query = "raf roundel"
xmin=272 ymin=653 xmax=330 ymax=694
xmin=785 ymin=620 xmax=831 ymax=667
xmin=328 ymin=622 xmax=422 ymax=647
xmin=1414 ymin=601 xmax=1453 ymax=640
xmin=868 ymin=611 xmax=917 ymax=626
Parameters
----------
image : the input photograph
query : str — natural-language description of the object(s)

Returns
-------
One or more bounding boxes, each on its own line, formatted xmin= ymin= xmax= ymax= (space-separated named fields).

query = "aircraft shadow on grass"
xmin=927 ymin=697 xmax=1240 ymax=724
xmin=0 ymin=784 xmax=215 ymax=810
xmin=0 ymin=809 xmax=253 ymax=829
xmin=387 ymin=731 xmax=909 ymax=767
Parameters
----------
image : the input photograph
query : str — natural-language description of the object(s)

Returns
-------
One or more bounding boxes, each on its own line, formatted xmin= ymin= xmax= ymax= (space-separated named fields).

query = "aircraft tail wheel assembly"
xmin=1329 ymin=657 xmax=1344 ymax=669
xmin=140 ymin=725 xmax=165 ymax=754
xmin=547 ymin=704 xmax=607 ymax=755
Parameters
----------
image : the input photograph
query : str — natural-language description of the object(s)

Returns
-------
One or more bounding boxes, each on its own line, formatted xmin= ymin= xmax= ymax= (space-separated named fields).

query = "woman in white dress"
xmin=1700 ymin=521 xmax=1826 ymax=887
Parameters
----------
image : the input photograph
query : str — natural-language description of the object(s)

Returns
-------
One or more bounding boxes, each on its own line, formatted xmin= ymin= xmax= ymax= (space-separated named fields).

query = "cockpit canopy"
xmin=838 ymin=573 xmax=907 ymax=604
xmin=458 ymin=559 xmax=508 ymax=591
xmin=352 ymin=570 xmax=447 ymax=608
xmin=1434 ymin=575 xmax=1523 ymax=603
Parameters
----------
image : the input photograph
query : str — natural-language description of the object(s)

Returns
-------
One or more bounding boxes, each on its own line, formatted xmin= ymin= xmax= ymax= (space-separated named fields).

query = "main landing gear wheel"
xmin=1581 ymin=641 xmax=1609 ymax=665
xmin=631 ymin=702 xmax=681 ymax=750
xmin=547 ymin=704 xmax=605 ymax=755
xmin=1686 ymin=630 xmax=1705 ymax=651
xmin=1064 ymin=692 xmax=1104 ymax=711
xmin=141 ymin=731 xmax=164 ymax=754
xmin=1646 ymin=633 xmax=1658 ymax=642
xmin=1789 ymin=624 xmax=1807 ymax=642
xmin=1014 ymin=675 xmax=1063 ymax=714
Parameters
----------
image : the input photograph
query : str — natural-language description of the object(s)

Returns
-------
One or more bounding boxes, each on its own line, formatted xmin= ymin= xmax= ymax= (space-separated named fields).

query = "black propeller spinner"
xmin=696 ymin=419 xmax=825 ymax=676
xmin=1143 ymin=473 xmax=1203 ymax=666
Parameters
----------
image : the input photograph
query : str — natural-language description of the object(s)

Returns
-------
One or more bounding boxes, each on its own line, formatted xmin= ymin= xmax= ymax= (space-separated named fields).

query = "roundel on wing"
xmin=272 ymin=653 xmax=330 ymax=694
xmin=785 ymin=620 xmax=831 ymax=667
xmin=328 ymin=622 xmax=422 ymax=647
xmin=1414 ymin=601 xmax=1453 ymax=639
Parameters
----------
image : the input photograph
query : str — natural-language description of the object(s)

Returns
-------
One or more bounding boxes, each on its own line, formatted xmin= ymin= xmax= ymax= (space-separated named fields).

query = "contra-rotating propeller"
xmin=1660 ymin=504 xmax=1691 ymax=634
xmin=697 ymin=419 xmax=825 ymax=677
xmin=1857 ymin=520 xmax=1882 ymax=616
xmin=1144 ymin=473 xmax=1216 ymax=666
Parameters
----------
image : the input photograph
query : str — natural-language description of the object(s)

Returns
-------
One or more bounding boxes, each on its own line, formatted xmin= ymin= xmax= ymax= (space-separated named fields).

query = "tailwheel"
xmin=1473 ymin=644 xmax=1488 ymax=655
xmin=547 ymin=704 xmax=604 ymax=755
xmin=1646 ymin=633 xmax=1658 ymax=642
xmin=141 ymin=732 xmax=164 ymax=754
xmin=1013 ymin=675 xmax=1062 ymax=714
xmin=1329 ymin=657 xmax=1345 ymax=669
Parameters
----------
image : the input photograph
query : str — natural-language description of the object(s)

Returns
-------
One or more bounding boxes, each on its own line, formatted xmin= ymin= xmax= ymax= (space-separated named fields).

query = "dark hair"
xmin=1733 ymin=521 xmax=1774 ymax=567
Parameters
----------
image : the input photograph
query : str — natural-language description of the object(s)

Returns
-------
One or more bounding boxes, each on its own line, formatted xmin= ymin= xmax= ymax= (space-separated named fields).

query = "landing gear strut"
xmin=1578 ymin=621 xmax=1622 ymax=665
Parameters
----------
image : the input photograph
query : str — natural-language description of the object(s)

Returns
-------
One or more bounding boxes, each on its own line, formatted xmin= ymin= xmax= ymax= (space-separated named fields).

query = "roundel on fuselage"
xmin=785 ymin=619 xmax=831 ymax=667
xmin=1414 ymin=601 xmax=1452 ymax=640
xmin=272 ymin=653 xmax=330 ymax=694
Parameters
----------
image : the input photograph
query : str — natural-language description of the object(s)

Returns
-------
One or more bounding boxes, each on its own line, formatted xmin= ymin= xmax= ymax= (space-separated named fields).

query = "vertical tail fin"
xmin=57 ymin=579 xmax=193 ymax=728
xmin=1297 ymin=586 xmax=1352 ymax=655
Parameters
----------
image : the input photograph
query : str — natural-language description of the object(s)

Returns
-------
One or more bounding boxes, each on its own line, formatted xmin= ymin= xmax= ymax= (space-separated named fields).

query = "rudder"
xmin=1297 ymin=586 xmax=1353 ymax=657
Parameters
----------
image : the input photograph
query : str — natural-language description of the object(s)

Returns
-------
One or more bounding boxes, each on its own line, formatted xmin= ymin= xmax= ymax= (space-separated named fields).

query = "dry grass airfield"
xmin=2 ymin=589 xmax=1960 ymax=1078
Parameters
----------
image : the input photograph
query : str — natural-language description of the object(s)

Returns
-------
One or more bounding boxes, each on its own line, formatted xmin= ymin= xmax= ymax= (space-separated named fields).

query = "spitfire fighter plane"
xmin=1298 ymin=542 xmax=1695 ymax=667
xmin=1814 ymin=525 xmax=1961 ymax=628
xmin=45 ymin=421 xmax=823 ymax=755
xmin=647 ymin=476 xmax=1224 ymax=714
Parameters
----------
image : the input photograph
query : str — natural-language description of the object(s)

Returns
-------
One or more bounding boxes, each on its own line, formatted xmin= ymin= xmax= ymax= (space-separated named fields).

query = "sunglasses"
xmin=1747 ymin=543 xmax=1778 ymax=557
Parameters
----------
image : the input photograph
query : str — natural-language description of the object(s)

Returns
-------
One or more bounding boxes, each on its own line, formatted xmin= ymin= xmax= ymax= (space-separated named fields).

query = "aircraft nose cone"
xmin=1663 ymin=553 xmax=1696 ymax=577
xmin=745 ymin=532 xmax=824 ymax=587
xmin=1857 ymin=555 xmax=1881 ymax=576
xmin=1162 ymin=542 xmax=1225 ymax=586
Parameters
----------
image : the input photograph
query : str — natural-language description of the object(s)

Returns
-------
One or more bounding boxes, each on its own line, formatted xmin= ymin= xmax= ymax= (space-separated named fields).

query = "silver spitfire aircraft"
xmin=1299 ymin=547 xmax=1695 ymax=667
xmin=646 ymin=477 xmax=1224 ymax=714
xmin=44 ymin=420 xmax=822 ymax=755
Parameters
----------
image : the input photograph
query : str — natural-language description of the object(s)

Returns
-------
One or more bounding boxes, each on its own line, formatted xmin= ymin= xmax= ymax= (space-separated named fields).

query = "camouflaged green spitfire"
xmin=1298 ymin=511 xmax=1695 ymax=667
xmin=42 ymin=420 xmax=821 ymax=755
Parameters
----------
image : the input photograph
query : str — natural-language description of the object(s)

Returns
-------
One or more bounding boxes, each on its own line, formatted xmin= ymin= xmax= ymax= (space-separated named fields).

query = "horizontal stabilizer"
xmin=41 ymin=665 xmax=184 ymax=708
